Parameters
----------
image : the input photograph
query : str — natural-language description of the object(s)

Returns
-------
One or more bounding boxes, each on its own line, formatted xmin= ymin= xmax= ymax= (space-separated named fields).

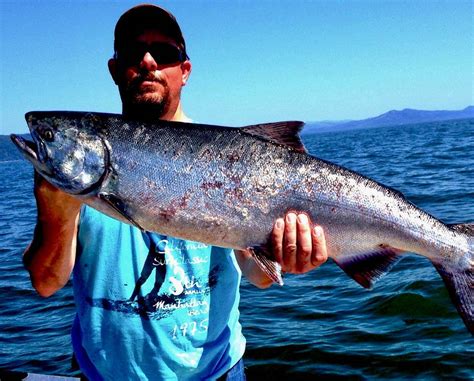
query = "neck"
xmin=166 ymin=102 xmax=192 ymax=122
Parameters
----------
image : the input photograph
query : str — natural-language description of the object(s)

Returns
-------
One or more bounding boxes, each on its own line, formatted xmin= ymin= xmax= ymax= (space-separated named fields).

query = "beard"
xmin=121 ymin=71 xmax=171 ymax=118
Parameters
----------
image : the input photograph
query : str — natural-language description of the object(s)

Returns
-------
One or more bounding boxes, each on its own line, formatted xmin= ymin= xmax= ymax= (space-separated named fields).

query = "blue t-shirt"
xmin=72 ymin=206 xmax=246 ymax=380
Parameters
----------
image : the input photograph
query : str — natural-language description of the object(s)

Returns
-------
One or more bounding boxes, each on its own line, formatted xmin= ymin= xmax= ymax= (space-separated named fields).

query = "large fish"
xmin=11 ymin=111 xmax=473 ymax=334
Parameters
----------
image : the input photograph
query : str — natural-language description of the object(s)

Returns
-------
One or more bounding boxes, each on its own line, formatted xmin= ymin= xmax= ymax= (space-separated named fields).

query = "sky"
xmin=0 ymin=0 xmax=472 ymax=134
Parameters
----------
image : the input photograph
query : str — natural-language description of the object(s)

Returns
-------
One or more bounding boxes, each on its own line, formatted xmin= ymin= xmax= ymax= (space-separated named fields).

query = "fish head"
xmin=11 ymin=111 xmax=108 ymax=195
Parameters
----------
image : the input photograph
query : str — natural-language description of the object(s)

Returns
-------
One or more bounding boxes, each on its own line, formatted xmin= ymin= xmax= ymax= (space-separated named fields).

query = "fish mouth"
xmin=10 ymin=134 xmax=52 ymax=176
xmin=10 ymin=134 xmax=38 ymax=162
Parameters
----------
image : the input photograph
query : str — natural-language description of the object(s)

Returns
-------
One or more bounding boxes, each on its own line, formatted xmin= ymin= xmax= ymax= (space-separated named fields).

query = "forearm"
xmin=24 ymin=211 xmax=79 ymax=297
xmin=24 ymin=212 xmax=79 ymax=297
xmin=24 ymin=175 xmax=82 ymax=297
xmin=235 ymin=249 xmax=274 ymax=289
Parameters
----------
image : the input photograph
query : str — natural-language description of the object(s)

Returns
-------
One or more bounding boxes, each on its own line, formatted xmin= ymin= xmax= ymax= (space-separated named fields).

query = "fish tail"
xmin=434 ymin=223 xmax=474 ymax=335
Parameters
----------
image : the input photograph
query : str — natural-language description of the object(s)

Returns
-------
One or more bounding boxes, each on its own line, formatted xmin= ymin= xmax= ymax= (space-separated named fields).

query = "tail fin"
xmin=435 ymin=223 xmax=474 ymax=335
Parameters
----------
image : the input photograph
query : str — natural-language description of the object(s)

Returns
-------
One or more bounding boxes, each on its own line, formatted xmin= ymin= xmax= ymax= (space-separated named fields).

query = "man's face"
xmin=110 ymin=29 xmax=190 ymax=117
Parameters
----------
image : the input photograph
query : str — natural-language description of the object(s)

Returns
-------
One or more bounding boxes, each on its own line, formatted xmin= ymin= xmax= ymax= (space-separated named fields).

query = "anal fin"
xmin=248 ymin=246 xmax=284 ymax=286
xmin=334 ymin=245 xmax=404 ymax=289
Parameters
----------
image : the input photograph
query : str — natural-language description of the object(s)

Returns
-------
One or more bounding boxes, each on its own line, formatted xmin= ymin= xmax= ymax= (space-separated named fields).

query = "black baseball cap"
xmin=114 ymin=4 xmax=187 ymax=55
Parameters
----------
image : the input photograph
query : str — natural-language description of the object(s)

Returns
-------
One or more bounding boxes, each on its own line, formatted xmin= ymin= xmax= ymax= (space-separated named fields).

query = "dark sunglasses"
xmin=115 ymin=42 xmax=188 ymax=66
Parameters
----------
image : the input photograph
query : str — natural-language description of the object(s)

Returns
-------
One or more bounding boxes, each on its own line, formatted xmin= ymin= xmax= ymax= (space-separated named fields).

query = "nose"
xmin=139 ymin=52 xmax=158 ymax=71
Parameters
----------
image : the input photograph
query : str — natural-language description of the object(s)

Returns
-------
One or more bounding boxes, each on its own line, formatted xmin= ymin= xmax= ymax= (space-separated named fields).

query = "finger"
xmin=296 ymin=214 xmax=312 ymax=273
xmin=271 ymin=218 xmax=284 ymax=265
xmin=311 ymin=225 xmax=328 ymax=267
xmin=283 ymin=213 xmax=297 ymax=271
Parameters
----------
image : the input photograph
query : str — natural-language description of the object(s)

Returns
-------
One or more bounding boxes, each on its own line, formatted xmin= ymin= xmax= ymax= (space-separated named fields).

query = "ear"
xmin=181 ymin=60 xmax=192 ymax=86
xmin=108 ymin=58 xmax=119 ymax=85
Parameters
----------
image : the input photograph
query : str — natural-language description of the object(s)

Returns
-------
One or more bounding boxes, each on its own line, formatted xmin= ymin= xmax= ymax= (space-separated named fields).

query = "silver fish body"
xmin=11 ymin=111 xmax=473 ymax=334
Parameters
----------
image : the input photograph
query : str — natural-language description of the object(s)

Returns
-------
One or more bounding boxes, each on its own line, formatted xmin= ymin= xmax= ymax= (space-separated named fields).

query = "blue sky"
xmin=1 ymin=0 xmax=472 ymax=134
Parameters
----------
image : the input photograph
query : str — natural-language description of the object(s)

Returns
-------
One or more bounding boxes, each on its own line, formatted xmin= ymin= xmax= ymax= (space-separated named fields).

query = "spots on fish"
xmin=228 ymin=173 xmax=243 ymax=185
xmin=132 ymin=126 xmax=146 ymax=141
xmin=202 ymin=216 xmax=223 ymax=227
xmin=158 ymin=192 xmax=191 ymax=222
xmin=227 ymin=151 xmax=240 ymax=163
xmin=297 ymin=166 xmax=308 ymax=175
xmin=254 ymin=177 xmax=269 ymax=193
xmin=225 ymin=187 xmax=245 ymax=203
xmin=200 ymin=181 xmax=224 ymax=191
xmin=198 ymin=147 xmax=213 ymax=161
xmin=159 ymin=209 xmax=175 ymax=222
xmin=333 ymin=181 xmax=344 ymax=199
xmin=142 ymin=133 xmax=152 ymax=145
xmin=143 ymin=176 xmax=161 ymax=191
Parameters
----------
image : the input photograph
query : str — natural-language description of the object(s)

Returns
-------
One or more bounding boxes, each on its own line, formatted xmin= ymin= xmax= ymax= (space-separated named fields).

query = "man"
xmin=23 ymin=4 xmax=328 ymax=380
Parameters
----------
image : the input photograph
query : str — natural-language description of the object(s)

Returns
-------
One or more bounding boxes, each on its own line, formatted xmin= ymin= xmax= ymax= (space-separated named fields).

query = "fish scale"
xmin=10 ymin=111 xmax=473 ymax=335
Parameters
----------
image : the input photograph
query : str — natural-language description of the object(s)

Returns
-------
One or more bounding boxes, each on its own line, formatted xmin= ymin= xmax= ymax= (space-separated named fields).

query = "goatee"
xmin=121 ymin=72 xmax=171 ymax=120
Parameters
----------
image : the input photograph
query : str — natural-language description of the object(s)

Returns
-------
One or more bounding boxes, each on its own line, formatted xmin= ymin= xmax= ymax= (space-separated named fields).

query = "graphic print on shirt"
xmin=129 ymin=232 xmax=167 ymax=302
xmin=86 ymin=232 xmax=220 ymax=333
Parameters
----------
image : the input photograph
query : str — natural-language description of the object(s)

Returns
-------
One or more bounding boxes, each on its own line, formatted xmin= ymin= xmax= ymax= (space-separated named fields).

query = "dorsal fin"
xmin=240 ymin=121 xmax=306 ymax=153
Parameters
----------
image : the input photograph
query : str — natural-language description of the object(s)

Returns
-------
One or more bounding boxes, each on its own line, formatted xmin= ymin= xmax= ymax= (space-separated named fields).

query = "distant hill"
xmin=303 ymin=106 xmax=474 ymax=134
xmin=0 ymin=134 xmax=29 ymax=161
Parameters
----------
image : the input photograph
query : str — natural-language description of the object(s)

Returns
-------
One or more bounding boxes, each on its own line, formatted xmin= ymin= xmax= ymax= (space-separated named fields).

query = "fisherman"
xmin=23 ymin=4 xmax=328 ymax=380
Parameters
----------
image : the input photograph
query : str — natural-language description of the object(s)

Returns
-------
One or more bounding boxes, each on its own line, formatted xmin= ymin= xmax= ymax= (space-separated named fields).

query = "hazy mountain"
xmin=0 ymin=134 xmax=29 ymax=161
xmin=303 ymin=106 xmax=474 ymax=134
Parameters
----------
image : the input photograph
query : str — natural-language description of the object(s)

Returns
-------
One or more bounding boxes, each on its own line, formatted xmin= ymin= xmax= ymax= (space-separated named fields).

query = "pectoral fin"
xmin=98 ymin=192 xmax=145 ymax=231
xmin=248 ymin=246 xmax=284 ymax=286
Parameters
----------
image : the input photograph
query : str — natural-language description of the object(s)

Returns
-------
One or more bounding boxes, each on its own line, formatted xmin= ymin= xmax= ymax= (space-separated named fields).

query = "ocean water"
xmin=0 ymin=119 xmax=473 ymax=380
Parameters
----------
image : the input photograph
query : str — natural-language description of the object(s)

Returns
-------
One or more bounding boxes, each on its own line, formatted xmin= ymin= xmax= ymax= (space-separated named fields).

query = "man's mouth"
xmin=140 ymin=80 xmax=159 ymax=86
xmin=131 ymin=72 xmax=165 ymax=87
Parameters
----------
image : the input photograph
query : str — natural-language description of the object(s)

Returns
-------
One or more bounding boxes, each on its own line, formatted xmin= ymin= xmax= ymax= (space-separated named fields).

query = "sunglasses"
xmin=115 ymin=42 xmax=187 ymax=66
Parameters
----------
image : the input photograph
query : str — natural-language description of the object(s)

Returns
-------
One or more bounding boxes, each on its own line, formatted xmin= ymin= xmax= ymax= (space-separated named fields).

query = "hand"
xmin=271 ymin=212 xmax=328 ymax=274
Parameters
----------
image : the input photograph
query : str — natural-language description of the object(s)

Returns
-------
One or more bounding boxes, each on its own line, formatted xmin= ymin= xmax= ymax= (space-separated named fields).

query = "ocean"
xmin=0 ymin=119 xmax=473 ymax=380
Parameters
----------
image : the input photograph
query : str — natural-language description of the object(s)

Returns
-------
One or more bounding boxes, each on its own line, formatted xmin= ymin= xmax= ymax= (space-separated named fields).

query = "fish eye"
xmin=42 ymin=128 xmax=54 ymax=142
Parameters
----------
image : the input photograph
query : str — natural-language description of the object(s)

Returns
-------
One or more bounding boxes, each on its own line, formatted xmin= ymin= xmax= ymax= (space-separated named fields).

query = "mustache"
xmin=129 ymin=72 xmax=166 ymax=88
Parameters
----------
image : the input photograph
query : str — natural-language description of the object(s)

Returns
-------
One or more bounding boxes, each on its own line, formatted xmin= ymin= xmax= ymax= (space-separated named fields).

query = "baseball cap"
xmin=114 ymin=4 xmax=187 ymax=55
